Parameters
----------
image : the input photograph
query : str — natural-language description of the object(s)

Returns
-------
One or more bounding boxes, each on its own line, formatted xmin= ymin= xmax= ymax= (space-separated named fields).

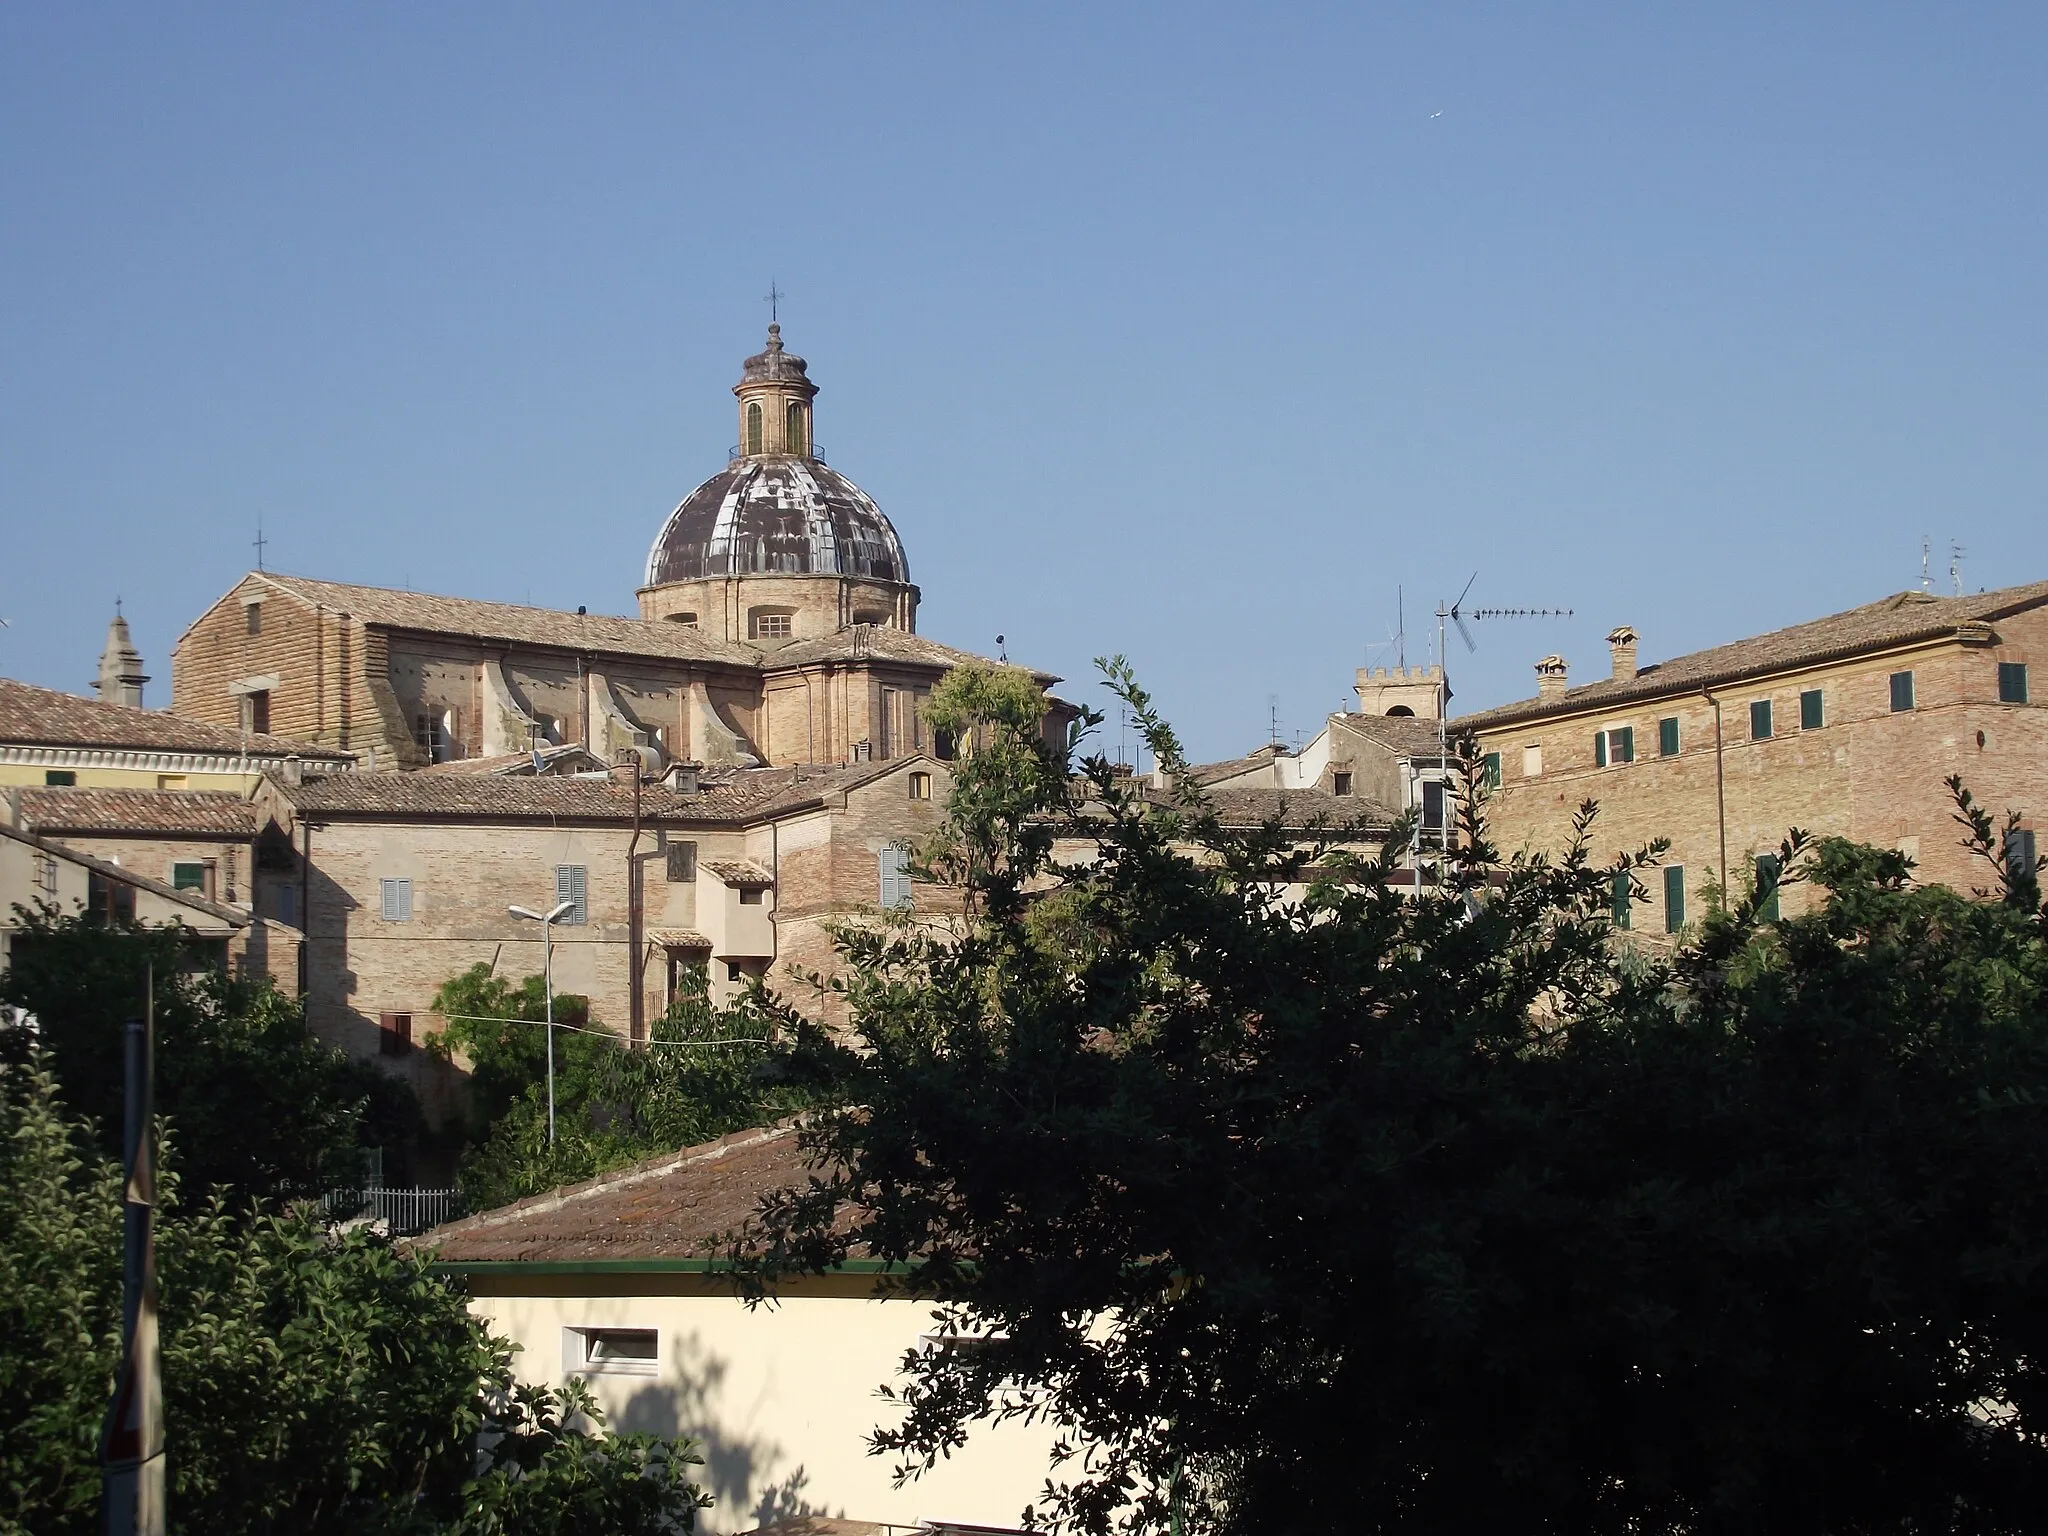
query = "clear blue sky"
xmin=4 ymin=4 xmax=2044 ymax=762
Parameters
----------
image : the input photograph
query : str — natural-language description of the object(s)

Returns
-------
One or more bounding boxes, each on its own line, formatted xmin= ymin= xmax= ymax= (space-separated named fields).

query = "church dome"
xmin=645 ymin=456 xmax=910 ymax=585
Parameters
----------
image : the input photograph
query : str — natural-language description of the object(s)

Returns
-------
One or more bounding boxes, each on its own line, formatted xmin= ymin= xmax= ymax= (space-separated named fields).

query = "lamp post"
xmin=509 ymin=900 xmax=575 ymax=1145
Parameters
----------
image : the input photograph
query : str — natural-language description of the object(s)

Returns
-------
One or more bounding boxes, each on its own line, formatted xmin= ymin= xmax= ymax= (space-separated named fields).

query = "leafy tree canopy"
xmin=0 ymin=1057 xmax=706 ymax=1536
xmin=744 ymin=660 xmax=2048 ymax=1536
xmin=430 ymin=965 xmax=820 ymax=1210
xmin=0 ymin=906 xmax=420 ymax=1198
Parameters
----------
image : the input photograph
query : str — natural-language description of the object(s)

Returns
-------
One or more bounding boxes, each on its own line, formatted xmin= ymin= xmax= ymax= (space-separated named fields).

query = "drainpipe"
xmin=627 ymin=759 xmax=645 ymax=1047
xmin=1703 ymin=688 xmax=1727 ymax=897
xmin=298 ymin=818 xmax=314 ymax=1001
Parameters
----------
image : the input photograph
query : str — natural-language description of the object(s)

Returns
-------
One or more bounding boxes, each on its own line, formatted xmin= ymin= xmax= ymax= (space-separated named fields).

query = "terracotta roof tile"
xmin=765 ymin=625 xmax=1057 ymax=683
xmin=0 ymin=822 xmax=249 ymax=927
xmin=16 ymin=787 xmax=258 ymax=838
xmin=1334 ymin=714 xmax=1456 ymax=757
xmin=0 ymin=677 xmax=352 ymax=760
xmin=1455 ymin=580 xmax=2048 ymax=730
xmin=420 ymin=1123 xmax=820 ymax=1264
xmin=1153 ymin=784 xmax=1398 ymax=833
xmin=705 ymin=859 xmax=775 ymax=886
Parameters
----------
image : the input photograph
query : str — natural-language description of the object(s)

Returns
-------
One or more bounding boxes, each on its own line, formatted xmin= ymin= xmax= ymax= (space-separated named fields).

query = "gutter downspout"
xmin=298 ymin=818 xmax=314 ymax=1002
xmin=1703 ymin=688 xmax=1727 ymax=899
xmin=628 ymin=763 xmax=644 ymax=1047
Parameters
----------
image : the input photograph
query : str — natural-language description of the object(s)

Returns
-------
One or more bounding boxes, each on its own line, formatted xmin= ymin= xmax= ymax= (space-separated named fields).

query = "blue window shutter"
xmin=1595 ymin=732 xmax=1608 ymax=768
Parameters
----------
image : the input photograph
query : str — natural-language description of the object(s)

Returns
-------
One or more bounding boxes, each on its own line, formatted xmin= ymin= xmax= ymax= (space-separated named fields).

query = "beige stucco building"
xmin=1456 ymin=582 xmax=2048 ymax=929
xmin=424 ymin=1124 xmax=1061 ymax=1535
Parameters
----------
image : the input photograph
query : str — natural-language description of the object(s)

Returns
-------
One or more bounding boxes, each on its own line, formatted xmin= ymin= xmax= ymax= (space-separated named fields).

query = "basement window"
xmin=565 ymin=1326 xmax=658 ymax=1378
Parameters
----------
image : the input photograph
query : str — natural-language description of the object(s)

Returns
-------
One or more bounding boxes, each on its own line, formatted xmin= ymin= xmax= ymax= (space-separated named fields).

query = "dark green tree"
xmin=741 ymin=659 xmax=2048 ymax=1536
xmin=0 ymin=906 xmax=420 ymax=1198
xmin=431 ymin=965 xmax=818 ymax=1209
xmin=0 ymin=1058 xmax=706 ymax=1536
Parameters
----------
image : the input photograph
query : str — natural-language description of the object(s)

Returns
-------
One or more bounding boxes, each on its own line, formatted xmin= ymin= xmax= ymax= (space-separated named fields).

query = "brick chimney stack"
xmin=1535 ymin=655 xmax=1569 ymax=703
xmin=1606 ymin=625 xmax=1639 ymax=684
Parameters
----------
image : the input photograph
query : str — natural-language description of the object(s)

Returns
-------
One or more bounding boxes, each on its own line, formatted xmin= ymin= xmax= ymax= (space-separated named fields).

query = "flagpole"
xmin=102 ymin=962 xmax=165 ymax=1534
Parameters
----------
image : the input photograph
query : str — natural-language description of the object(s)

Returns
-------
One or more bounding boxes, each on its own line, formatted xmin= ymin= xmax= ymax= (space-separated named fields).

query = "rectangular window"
xmin=2006 ymin=829 xmax=2038 ymax=883
xmin=245 ymin=602 xmax=262 ymax=637
xmin=565 ymin=1326 xmax=659 ymax=1377
xmin=244 ymin=690 xmax=270 ymax=735
xmin=726 ymin=961 xmax=744 ymax=983
xmin=878 ymin=846 xmax=912 ymax=910
xmin=1610 ymin=870 xmax=1631 ymax=929
xmin=379 ymin=878 xmax=413 ymax=922
xmin=44 ymin=769 xmax=76 ymax=786
xmin=272 ymin=883 xmax=298 ymax=925
xmin=1663 ymin=865 xmax=1686 ymax=933
xmin=1333 ymin=771 xmax=1355 ymax=797
xmin=1749 ymin=700 xmax=1773 ymax=740
xmin=1595 ymin=727 xmax=1633 ymax=767
xmin=1999 ymin=662 xmax=2029 ymax=704
xmin=1522 ymin=744 xmax=1542 ymax=778
xmin=378 ymin=1012 xmax=412 ymax=1057
xmin=664 ymin=841 xmax=697 ymax=883
xmin=738 ymin=886 xmax=764 ymax=905
xmin=1754 ymin=854 xmax=1782 ymax=922
xmin=172 ymin=861 xmax=207 ymax=893
xmin=1890 ymin=671 xmax=1915 ymax=712
xmin=35 ymin=854 xmax=59 ymax=896
xmin=1799 ymin=689 xmax=1824 ymax=730
xmin=1658 ymin=717 xmax=1679 ymax=758
xmin=413 ymin=712 xmax=445 ymax=760
xmin=554 ymin=865 xmax=588 ymax=926
xmin=1480 ymin=753 xmax=1500 ymax=791
xmin=1594 ymin=731 xmax=1606 ymax=768
xmin=1419 ymin=779 xmax=1447 ymax=830
xmin=908 ymin=771 xmax=933 ymax=801
xmin=749 ymin=611 xmax=793 ymax=639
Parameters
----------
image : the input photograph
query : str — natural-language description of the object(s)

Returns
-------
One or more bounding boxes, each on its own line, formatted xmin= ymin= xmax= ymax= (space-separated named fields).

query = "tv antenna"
xmin=1268 ymin=694 xmax=1283 ymax=748
xmin=1921 ymin=535 xmax=1933 ymax=591
xmin=1950 ymin=541 xmax=1966 ymax=596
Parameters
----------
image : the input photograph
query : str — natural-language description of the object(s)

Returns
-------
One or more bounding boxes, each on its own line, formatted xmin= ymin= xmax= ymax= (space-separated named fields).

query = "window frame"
xmin=1658 ymin=717 xmax=1680 ymax=758
xmin=1663 ymin=865 xmax=1686 ymax=933
xmin=378 ymin=1011 xmax=413 ymax=1058
xmin=907 ymin=771 xmax=933 ymax=801
xmin=171 ymin=860 xmax=209 ymax=895
xmin=1799 ymin=688 xmax=1824 ymax=730
xmin=563 ymin=1325 xmax=659 ymax=1378
xmin=379 ymin=877 xmax=413 ymax=923
xmin=1998 ymin=661 xmax=2029 ymax=705
xmin=746 ymin=401 xmax=763 ymax=455
xmin=738 ymin=886 xmax=764 ymax=906
xmin=878 ymin=845 xmax=913 ymax=910
xmin=1889 ymin=671 xmax=1915 ymax=712
xmin=1749 ymin=699 xmax=1773 ymax=740
xmin=45 ymin=769 xmax=76 ymax=787
xmin=554 ymin=865 xmax=588 ymax=926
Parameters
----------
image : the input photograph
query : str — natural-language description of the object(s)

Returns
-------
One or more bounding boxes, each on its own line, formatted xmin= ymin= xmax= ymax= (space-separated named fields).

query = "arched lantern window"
xmin=785 ymin=401 xmax=806 ymax=455
xmin=746 ymin=401 xmax=764 ymax=455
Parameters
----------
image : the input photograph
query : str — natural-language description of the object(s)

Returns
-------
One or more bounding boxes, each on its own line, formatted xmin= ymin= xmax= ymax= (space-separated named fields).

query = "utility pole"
xmin=101 ymin=967 xmax=165 ymax=1534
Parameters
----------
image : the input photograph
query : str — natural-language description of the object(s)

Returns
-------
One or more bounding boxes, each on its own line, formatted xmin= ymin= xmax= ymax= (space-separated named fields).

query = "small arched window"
xmin=746 ymin=402 xmax=763 ymax=455
xmin=786 ymin=401 xmax=806 ymax=455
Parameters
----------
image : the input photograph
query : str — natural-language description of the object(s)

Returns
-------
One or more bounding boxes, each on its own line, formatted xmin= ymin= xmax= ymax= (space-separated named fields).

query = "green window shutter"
xmin=1594 ymin=731 xmax=1607 ymax=768
xmin=1754 ymin=854 xmax=1781 ymax=922
xmin=1749 ymin=699 xmax=1772 ymax=740
xmin=1482 ymin=752 xmax=1501 ymax=790
xmin=1663 ymin=865 xmax=1686 ymax=932
xmin=1658 ymin=717 xmax=1679 ymax=757
xmin=1799 ymin=689 xmax=1823 ymax=729
xmin=1615 ymin=726 xmax=1634 ymax=763
xmin=1610 ymin=869 xmax=1631 ymax=929
xmin=1890 ymin=671 xmax=1915 ymax=712
xmin=1999 ymin=662 xmax=2029 ymax=704
xmin=2005 ymin=829 xmax=2037 ymax=882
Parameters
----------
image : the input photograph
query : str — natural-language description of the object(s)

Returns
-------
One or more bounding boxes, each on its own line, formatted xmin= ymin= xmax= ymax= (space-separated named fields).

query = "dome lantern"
xmin=734 ymin=323 xmax=817 ymax=459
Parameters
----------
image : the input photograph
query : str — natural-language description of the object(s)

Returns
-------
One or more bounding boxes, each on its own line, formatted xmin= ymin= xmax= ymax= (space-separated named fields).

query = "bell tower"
xmin=734 ymin=324 xmax=818 ymax=458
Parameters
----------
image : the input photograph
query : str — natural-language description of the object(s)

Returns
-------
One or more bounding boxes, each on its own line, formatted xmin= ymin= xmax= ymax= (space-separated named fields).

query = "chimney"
xmin=663 ymin=760 xmax=702 ymax=795
xmin=1606 ymin=625 xmax=1639 ymax=684
xmin=1535 ymin=655 xmax=1569 ymax=703
xmin=282 ymin=754 xmax=303 ymax=787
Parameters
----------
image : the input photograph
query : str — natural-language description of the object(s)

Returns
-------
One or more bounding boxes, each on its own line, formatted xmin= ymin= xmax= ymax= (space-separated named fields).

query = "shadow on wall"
xmin=615 ymin=1330 xmax=841 ymax=1532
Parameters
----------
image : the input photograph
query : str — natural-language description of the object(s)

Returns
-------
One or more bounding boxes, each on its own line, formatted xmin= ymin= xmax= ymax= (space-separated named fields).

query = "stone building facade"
xmin=1456 ymin=582 xmax=2048 ymax=931
xmin=252 ymin=757 xmax=956 ymax=1086
xmin=170 ymin=326 xmax=1072 ymax=774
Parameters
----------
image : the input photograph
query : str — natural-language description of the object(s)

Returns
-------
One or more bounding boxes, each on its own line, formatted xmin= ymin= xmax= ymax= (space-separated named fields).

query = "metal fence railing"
xmin=319 ymin=1187 xmax=462 ymax=1236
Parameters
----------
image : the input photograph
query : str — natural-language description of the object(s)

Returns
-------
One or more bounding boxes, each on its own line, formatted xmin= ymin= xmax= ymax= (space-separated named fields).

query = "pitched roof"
xmin=766 ymin=626 xmax=1058 ymax=684
xmin=705 ymin=859 xmax=775 ymax=886
xmin=1333 ymin=714 xmax=1455 ymax=757
xmin=15 ymin=787 xmax=258 ymax=839
xmin=0 ymin=677 xmax=353 ymax=761
xmin=1143 ymin=783 xmax=1396 ymax=834
xmin=415 ymin=744 xmax=604 ymax=776
xmin=240 ymin=573 xmax=760 ymax=668
xmin=276 ymin=757 xmax=919 ymax=828
xmin=0 ymin=822 xmax=249 ymax=927
xmin=422 ymin=1123 xmax=815 ymax=1264
xmin=1455 ymin=580 xmax=2048 ymax=730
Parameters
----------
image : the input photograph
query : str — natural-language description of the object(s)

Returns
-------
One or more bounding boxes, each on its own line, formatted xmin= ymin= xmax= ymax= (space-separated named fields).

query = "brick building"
xmin=252 ymin=756 xmax=955 ymax=1082
xmin=170 ymin=325 xmax=1074 ymax=774
xmin=5 ymin=784 xmax=259 ymax=907
xmin=1455 ymin=582 xmax=2048 ymax=930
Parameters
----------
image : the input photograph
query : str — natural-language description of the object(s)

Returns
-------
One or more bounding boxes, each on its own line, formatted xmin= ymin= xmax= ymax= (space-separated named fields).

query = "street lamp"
xmin=509 ymin=899 xmax=575 ymax=1145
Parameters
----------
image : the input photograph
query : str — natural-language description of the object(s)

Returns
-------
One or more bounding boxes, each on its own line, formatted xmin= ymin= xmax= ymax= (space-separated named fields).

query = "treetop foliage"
xmin=740 ymin=657 xmax=2048 ymax=1536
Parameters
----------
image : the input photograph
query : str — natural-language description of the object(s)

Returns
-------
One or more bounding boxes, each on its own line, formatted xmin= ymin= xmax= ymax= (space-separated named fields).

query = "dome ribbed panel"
xmin=645 ymin=460 xmax=909 ymax=586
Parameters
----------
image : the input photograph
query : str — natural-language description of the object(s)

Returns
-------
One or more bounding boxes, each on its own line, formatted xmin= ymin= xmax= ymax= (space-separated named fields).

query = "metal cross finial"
xmin=253 ymin=516 xmax=268 ymax=572
xmin=764 ymin=281 xmax=784 ymax=324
